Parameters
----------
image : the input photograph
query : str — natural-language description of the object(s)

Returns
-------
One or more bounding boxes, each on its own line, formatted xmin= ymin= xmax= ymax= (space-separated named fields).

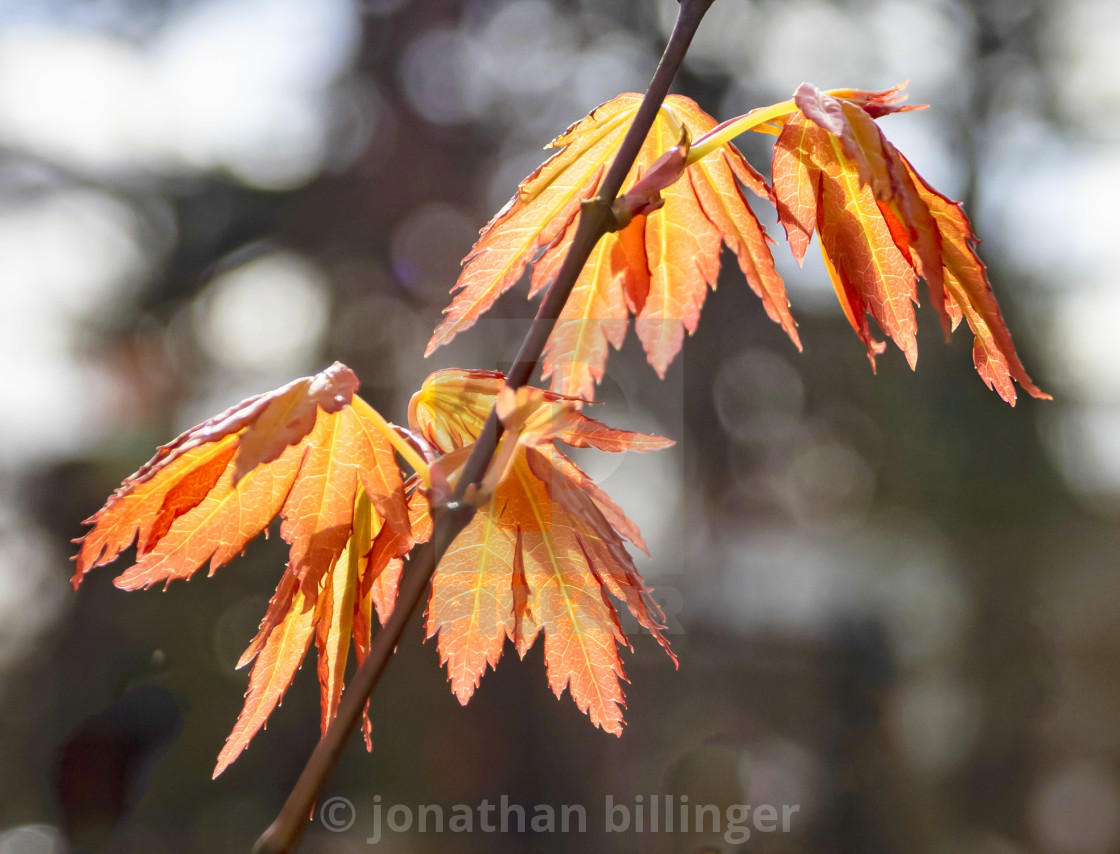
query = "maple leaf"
xmin=406 ymin=369 xmax=677 ymax=733
xmin=426 ymin=94 xmax=799 ymax=402
xmin=768 ymin=82 xmax=1048 ymax=405
xmin=72 ymin=362 xmax=414 ymax=775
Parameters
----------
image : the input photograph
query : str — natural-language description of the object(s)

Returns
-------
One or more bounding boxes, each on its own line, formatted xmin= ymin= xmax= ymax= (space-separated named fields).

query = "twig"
xmin=251 ymin=2 xmax=715 ymax=851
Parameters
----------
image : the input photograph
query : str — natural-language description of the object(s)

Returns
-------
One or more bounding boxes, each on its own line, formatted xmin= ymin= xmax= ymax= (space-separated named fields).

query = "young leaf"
xmin=771 ymin=83 xmax=1048 ymax=404
xmin=407 ymin=369 xmax=677 ymax=733
xmin=427 ymin=94 xmax=798 ymax=402
xmin=73 ymin=363 xmax=414 ymax=775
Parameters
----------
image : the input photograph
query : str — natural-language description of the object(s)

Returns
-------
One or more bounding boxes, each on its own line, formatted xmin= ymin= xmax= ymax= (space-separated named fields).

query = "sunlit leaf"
xmin=74 ymin=363 xmax=413 ymax=774
xmin=428 ymin=94 xmax=799 ymax=401
xmin=771 ymin=83 xmax=1048 ymax=404
xmin=407 ymin=369 xmax=676 ymax=732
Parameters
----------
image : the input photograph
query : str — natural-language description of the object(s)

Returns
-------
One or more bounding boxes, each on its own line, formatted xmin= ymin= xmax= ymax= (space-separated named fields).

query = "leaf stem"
xmin=251 ymin=2 xmax=715 ymax=851
xmin=686 ymin=100 xmax=796 ymax=163
xmin=684 ymin=87 xmax=859 ymax=165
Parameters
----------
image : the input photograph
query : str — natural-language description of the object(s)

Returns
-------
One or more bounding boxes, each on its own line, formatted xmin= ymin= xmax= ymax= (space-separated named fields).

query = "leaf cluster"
xmin=74 ymin=80 xmax=1046 ymax=774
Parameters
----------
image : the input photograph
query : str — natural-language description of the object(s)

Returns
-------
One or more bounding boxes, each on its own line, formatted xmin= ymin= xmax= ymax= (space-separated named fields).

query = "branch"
xmin=252 ymin=2 xmax=715 ymax=851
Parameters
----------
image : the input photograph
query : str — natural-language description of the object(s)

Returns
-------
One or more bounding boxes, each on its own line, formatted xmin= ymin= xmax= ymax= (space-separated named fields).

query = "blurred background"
xmin=1 ymin=0 xmax=1119 ymax=851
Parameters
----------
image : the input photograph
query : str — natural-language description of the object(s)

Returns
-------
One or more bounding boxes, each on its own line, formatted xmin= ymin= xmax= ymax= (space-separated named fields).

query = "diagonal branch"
xmin=252 ymin=1 xmax=716 ymax=851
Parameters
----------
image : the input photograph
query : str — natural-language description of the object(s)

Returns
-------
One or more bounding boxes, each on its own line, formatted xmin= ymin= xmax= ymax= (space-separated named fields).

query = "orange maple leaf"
xmin=406 ymin=369 xmax=677 ymax=733
xmin=72 ymin=362 xmax=414 ymax=775
xmin=769 ymin=83 xmax=1048 ymax=405
xmin=426 ymin=94 xmax=799 ymax=402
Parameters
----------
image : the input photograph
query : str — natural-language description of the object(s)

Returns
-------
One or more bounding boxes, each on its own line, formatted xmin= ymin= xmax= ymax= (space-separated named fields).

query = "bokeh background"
xmin=2 ymin=0 xmax=1119 ymax=851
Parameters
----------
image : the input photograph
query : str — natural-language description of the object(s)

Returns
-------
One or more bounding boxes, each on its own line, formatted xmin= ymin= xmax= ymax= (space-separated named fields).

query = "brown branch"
xmin=251 ymin=2 xmax=715 ymax=851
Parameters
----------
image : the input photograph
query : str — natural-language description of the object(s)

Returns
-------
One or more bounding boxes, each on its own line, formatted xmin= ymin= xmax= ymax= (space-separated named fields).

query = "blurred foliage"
xmin=2 ymin=0 xmax=1120 ymax=852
